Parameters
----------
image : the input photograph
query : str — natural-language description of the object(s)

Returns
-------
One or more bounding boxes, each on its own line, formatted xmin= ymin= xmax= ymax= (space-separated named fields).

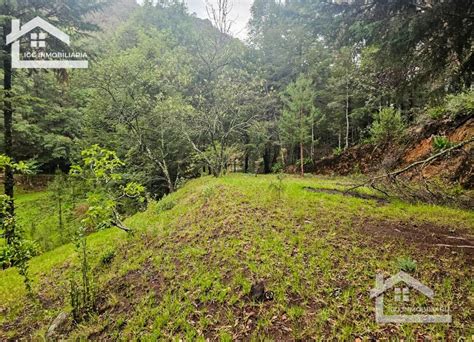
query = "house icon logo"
xmin=370 ymin=271 xmax=452 ymax=324
xmin=5 ymin=17 xmax=88 ymax=69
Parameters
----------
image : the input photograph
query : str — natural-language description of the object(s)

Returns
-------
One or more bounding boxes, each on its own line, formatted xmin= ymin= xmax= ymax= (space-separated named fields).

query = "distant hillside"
xmin=88 ymin=0 xmax=139 ymax=32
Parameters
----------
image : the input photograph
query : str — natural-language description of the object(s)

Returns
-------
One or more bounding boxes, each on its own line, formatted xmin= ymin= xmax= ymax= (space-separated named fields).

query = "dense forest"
xmin=0 ymin=0 xmax=473 ymax=340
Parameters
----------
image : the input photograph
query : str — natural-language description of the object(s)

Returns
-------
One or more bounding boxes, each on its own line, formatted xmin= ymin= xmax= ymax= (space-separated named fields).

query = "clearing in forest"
xmin=0 ymin=174 xmax=473 ymax=340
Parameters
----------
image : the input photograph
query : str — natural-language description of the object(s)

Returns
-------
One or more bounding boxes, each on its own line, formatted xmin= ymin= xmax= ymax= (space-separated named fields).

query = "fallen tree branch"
xmin=386 ymin=137 xmax=473 ymax=178
xmin=112 ymin=209 xmax=132 ymax=233
xmin=112 ymin=220 xmax=132 ymax=233
xmin=345 ymin=137 xmax=474 ymax=194
xmin=433 ymin=244 xmax=474 ymax=249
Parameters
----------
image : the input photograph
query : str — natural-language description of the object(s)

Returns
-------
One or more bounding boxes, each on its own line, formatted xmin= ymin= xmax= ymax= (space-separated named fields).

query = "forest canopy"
xmin=0 ymin=0 xmax=472 ymax=194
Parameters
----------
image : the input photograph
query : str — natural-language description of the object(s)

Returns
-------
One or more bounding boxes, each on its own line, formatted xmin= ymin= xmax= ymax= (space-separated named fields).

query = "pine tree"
xmin=279 ymin=76 xmax=317 ymax=176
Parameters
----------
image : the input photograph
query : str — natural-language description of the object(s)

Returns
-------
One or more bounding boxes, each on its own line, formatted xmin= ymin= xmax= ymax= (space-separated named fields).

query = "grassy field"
xmin=6 ymin=191 xmax=67 ymax=252
xmin=8 ymin=184 xmax=80 ymax=252
xmin=0 ymin=174 xmax=473 ymax=340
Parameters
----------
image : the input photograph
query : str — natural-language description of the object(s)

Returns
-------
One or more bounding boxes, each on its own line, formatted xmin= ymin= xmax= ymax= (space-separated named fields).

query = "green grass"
xmin=15 ymin=191 xmax=58 ymax=248
xmin=1 ymin=174 xmax=473 ymax=340
xmin=13 ymin=188 xmax=81 ymax=252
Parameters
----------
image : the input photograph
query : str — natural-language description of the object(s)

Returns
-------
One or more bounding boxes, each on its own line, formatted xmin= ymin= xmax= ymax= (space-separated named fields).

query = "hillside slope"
xmin=1 ymin=175 xmax=473 ymax=340
xmin=314 ymin=116 xmax=473 ymax=188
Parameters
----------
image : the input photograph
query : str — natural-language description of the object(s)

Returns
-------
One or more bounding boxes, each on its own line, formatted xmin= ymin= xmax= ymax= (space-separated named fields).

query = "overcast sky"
xmin=186 ymin=0 xmax=253 ymax=40
xmin=136 ymin=0 xmax=253 ymax=40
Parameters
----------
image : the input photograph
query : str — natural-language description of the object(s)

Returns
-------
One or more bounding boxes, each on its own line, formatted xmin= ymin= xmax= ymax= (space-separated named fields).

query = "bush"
xmin=156 ymin=197 xmax=176 ymax=213
xmin=271 ymin=162 xmax=284 ymax=173
xmin=0 ymin=239 xmax=41 ymax=269
xmin=295 ymin=157 xmax=313 ymax=167
xmin=427 ymin=106 xmax=446 ymax=120
xmin=332 ymin=147 xmax=343 ymax=156
xmin=397 ymin=256 xmax=417 ymax=273
xmin=100 ymin=249 xmax=116 ymax=265
xmin=427 ymin=90 xmax=474 ymax=119
xmin=432 ymin=136 xmax=453 ymax=152
xmin=369 ymin=107 xmax=405 ymax=144
xmin=445 ymin=90 xmax=474 ymax=117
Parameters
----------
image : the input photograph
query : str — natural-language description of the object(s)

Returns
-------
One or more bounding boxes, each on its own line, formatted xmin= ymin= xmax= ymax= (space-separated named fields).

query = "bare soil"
xmin=355 ymin=218 xmax=474 ymax=263
xmin=313 ymin=116 xmax=474 ymax=188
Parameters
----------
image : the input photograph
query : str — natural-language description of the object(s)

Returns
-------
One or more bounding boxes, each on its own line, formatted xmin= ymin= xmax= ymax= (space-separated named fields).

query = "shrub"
xmin=0 ymin=244 xmax=15 ymax=269
xmin=0 ymin=238 xmax=40 ymax=269
xmin=201 ymin=185 xmax=215 ymax=202
xmin=427 ymin=90 xmax=474 ymax=120
xmin=445 ymin=90 xmax=474 ymax=117
xmin=156 ymin=196 xmax=176 ymax=213
xmin=271 ymin=162 xmax=284 ymax=173
xmin=432 ymin=136 xmax=453 ymax=152
xmin=295 ymin=157 xmax=313 ymax=167
xmin=269 ymin=173 xmax=286 ymax=199
xmin=427 ymin=106 xmax=446 ymax=120
xmin=397 ymin=256 xmax=417 ymax=273
xmin=369 ymin=107 xmax=406 ymax=144
xmin=332 ymin=147 xmax=343 ymax=156
xmin=100 ymin=249 xmax=116 ymax=265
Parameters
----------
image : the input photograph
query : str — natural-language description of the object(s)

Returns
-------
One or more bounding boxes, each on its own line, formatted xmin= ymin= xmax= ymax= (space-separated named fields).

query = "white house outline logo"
xmin=370 ymin=271 xmax=452 ymax=324
xmin=5 ymin=17 xmax=88 ymax=69
xmin=30 ymin=32 xmax=48 ymax=48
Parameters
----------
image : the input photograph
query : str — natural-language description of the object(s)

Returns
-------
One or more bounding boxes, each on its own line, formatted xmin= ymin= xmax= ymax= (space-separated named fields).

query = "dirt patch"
xmin=403 ymin=136 xmax=433 ymax=164
xmin=96 ymin=261 xmax=163 ymax=316
xmin=80 ymin=260 xmax=163 ymax=340
xmin=303 ymin=186 xmax=389 ymax=204
xmin=355 ymin=218 xmax=474 ymax=263
xmin=313 ymin=116 xmax=473 ymax=188
xmin=402 ymin=118 xmax=474 ymax=186
xmin=313 ymin=143 xmax=386 ymax=176
xmin=450 ymin=119 xmax=474 ymax=142
xmin=0 ymin=303 xmax=43 ymax=340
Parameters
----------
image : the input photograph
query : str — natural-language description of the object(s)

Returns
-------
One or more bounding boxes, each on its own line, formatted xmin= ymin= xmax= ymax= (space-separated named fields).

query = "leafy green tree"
xmin=69 ymin=145 xmax=145 ymax=321
xmin=326 ymin=0 xmax=474 ymax=94
xmin=185 ymin=68 xmax=265 ymax=176
xmin=325 ymin=47 xmax=358 ymax=150
xmin=3 ymin=71 xmax=85 ymax=170
xmin=0 ymin=155 xmax=38 ymax=293
xmin=70 ymin=145 xmax=145 ymax=233
xmin=249 ymin=0 xmax=316 ymax=89
xmin=0 ymin=0 xmax=104 ymax=240
xmin=85 ymin=27 xmax=193 ymax=193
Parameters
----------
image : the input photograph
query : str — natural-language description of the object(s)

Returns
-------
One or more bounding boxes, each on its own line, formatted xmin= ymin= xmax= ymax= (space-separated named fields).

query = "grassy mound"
xmin=1 ymin=174 xmax=473 ymax=340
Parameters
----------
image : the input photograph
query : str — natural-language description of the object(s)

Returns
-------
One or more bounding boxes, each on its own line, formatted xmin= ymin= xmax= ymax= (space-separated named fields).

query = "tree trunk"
xmin=299 ymin=108 xmax=304 ymax=177
xmin=345 ymin=80 xmax=350 ymax=150
xmin=263 ymin=144 xmax=271 ymax=174
xmin=143 ymin=144 xmax=175 ymax=193
xmin=311 ymin=120 xmax=315 ymax=164
xmin=3 ymin=21 xmax=15 ymax=244
xmin=161 ymin=163 xmax=174 ymax=193
xmin=243 ymin=134 xmax=249 ymax=173
xmin=300 ymin=142 xmax=304 ymax=177
xmin=244 ymin=153 xmax=249 ymax=173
